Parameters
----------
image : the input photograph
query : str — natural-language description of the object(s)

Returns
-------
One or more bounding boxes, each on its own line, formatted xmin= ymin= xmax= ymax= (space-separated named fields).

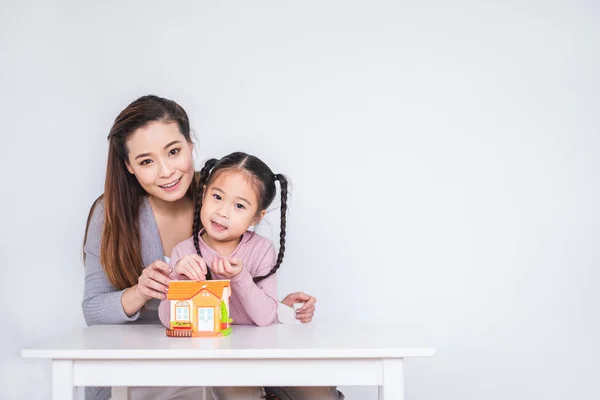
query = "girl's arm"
xmin=228 ymin=244 xmax=279 ymax=327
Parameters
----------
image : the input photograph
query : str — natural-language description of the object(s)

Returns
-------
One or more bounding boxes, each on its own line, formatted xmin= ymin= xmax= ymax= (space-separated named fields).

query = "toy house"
xmin=165 ymin=280 xmax=233 ymax=338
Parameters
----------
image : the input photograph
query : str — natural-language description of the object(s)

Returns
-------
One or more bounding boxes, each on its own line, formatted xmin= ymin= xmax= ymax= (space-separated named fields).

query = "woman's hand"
xmin=135 ymin=260 xmax=172 ymax=300
xmin=211 ymin=257 xmax=243 ymax=279
xmin=281 ymin=292 xmax=317 ymax=323
xmin=174 ymin=254 xmax=208 ymax=281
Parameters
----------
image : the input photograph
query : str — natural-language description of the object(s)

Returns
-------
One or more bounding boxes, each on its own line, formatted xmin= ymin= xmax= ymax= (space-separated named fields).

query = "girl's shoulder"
xmin=172 ymin=235 xmax=197 ymax=255
xmin=242 ymin=231 xmax=274 ymax=250
xmin=240 ymin=231 xmax=276 ymax=263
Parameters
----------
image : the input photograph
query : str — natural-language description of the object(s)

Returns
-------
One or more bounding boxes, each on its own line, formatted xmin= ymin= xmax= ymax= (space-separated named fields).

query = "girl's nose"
xmin=216 ymin=209 xmax=229 ymax=219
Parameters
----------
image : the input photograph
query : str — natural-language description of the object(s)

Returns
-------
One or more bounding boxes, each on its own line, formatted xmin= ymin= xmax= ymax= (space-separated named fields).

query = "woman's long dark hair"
xmin=83 ymin=95 xmax=197 ymax=290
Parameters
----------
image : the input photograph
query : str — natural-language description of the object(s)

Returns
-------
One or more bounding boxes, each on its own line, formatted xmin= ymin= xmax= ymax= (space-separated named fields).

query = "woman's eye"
xmin=140 ymin=159 xmax=152 ymax=166
xmin=212 ymin=194 xmax=222 ymax=200
xmin=235 ymin=203 xmax=246 ymax=210
xmin=169 ymin=148 xmax=180 ymax=156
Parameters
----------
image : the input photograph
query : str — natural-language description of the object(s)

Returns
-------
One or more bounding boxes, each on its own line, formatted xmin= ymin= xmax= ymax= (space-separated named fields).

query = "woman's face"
xmin=125 ymin=121 xmax=195 ymax=203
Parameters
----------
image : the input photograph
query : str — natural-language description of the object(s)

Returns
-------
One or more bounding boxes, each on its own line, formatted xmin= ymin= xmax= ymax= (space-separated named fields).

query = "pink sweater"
xmin=158 ymin=231 xmax=278 ymax=328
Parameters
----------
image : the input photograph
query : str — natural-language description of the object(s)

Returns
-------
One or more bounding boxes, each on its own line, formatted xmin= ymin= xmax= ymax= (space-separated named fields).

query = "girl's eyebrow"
xmin=134 ymin=140 xmax=181 ymax=160
xmin=211 ymin=187 xmax=252 ymax=205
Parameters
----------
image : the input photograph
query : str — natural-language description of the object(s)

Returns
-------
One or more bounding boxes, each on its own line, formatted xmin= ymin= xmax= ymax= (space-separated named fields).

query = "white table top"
xmin=21 ymin=324 xmax=435 ymax=360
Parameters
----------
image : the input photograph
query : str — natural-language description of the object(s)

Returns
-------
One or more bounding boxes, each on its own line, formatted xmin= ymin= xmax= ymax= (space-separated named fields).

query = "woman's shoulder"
xmin=85 ymin=196 xmax=106 ymax=230
xmin=83 ymin=196 xmax=105 ymax=252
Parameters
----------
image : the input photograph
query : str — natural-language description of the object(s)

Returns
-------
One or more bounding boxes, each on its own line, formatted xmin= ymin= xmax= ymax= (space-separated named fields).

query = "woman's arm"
xmin=82 ymin=201 xmax=147 ymax=324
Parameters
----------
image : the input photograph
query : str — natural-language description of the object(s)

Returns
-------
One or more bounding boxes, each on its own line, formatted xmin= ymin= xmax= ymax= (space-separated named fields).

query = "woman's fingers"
xmin=150 ymin=260 xmax=171 ymax=275
xmin=137 ymin=279 xmax=167 ymax=300
xmin=296 ymin=297 xmax=316 ymax=323
xmin=147 ymin=266 xmax=171 ymax=287
xmin=296 ymin=314 xmax=313 ymax=323
xmin=146 ymin=277 xmax=169 ymax=295
xmin=301 ymin=296 xmax=317 ymax=310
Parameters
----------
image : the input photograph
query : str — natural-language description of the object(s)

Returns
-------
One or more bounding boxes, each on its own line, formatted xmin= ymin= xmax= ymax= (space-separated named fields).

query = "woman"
xmin=83 ymin=95 xmax=324 ymax=400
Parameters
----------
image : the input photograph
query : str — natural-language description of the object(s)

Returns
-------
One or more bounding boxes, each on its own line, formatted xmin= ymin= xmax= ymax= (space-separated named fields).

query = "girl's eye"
xmin=140 ymin=159 xmax=152 ymax=166
xmin=235 ymin=203 xmax=246 ymax=210
xmin=169 ymin=148 xmax=180 ymax=156
xmin=212 ymin=194 xmax=222 ymax=200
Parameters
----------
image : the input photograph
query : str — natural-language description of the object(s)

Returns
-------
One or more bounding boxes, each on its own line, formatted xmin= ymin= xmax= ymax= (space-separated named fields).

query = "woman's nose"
xmin=158 ymin=159 xmax=175 ymax=178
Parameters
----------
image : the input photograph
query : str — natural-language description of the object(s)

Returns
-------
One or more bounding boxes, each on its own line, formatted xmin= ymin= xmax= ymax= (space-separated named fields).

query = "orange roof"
xmin=167 ymin=280 xmax=230 ymax=300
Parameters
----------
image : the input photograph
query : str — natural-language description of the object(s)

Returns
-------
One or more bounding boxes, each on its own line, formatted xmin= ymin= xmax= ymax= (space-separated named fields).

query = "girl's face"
xmin=125 ymin=121 xmax=195 ymax=203
xmin=201 ymin=170 xmax=266 ymax=242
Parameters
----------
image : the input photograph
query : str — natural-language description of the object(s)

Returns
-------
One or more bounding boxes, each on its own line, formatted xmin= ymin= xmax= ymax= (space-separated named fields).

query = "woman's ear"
xmin=125 ymin=161 xmax=134 ymax=174
xmin=252 ymin=210 xmax=267 ymax=226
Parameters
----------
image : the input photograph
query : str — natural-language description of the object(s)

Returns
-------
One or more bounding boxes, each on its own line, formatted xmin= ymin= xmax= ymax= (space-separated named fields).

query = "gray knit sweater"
xmin=82 ymin=196 xmax=164 ymax=400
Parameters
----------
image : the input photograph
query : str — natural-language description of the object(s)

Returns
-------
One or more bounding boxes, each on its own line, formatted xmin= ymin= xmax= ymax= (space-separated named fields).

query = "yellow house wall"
xmin=191 ymin=292 xmax=221 ymax=332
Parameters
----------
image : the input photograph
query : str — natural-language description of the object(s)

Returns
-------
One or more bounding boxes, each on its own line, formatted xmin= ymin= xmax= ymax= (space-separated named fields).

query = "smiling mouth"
xmin=159 ymin=178 xmax=181 ymax=188
xmin=211 ymin=221 xmax=228 ymax=231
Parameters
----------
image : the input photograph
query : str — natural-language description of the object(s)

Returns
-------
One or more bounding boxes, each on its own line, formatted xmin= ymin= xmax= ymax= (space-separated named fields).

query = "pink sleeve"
xmin=158 ymin=297 xmax=171 ymax=328
xmin=158 ymin=241 xmax=190 ymax=328
xmin=168 ymin=239 xmax=194 ymax=280
xmin=230 ymin=244 xmax=278 ymax=327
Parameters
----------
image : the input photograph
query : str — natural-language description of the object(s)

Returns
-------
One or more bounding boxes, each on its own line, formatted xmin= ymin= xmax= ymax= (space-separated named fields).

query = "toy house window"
xmin=201 ymin=292 xmax=210 ymax=296
xmin=175 ymin=302 xmax=190 ymax=321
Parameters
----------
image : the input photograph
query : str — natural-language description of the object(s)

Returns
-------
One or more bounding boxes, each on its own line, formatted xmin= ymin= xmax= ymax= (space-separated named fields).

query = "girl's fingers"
xmin=190 ymin=255 xmax=208 ymax=275
xmin=228 ymin=257 xmax=242 ymax=268
xmin=210 ymin=258 xmax=219 ymax=275
xmin=180 ymin=263 xmax=200 ymax=281
xmin=191 ymin=259 xmax=207 ymax=279
xmin=222 ymin=259 xmax=234 ymax=274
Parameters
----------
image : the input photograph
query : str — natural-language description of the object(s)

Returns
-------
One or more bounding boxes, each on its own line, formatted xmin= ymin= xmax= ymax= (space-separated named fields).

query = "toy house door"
xmin=198 ymin=307 xmax=214 ymax=331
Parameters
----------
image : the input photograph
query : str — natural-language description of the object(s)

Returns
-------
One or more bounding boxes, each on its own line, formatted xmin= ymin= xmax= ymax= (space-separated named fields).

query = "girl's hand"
xmin=174 ymin=254 xmax=208 ymax=281
xmin=136 ymin=260 xmax=171 ymax=300
xmin=281 ymin=292 xmax=317 ymax=323
xmin=211 ymin=257 xmax=243 ymax=279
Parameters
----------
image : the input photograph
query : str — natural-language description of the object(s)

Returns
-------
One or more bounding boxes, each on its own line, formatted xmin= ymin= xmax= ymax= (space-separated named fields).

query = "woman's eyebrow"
xmin=135 ymin=141 xmax=181 ymax=160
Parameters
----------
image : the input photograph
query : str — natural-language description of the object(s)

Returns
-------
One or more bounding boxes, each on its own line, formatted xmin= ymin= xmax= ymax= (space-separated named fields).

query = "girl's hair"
xmin=83 ymin=95 xmax=198 ymax=290
xmin=194 ymin=152 xmax=288 ymax=283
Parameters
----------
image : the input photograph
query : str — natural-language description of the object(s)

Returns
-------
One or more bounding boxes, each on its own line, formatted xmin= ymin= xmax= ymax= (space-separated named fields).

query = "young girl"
xmin=158 ymin=152 xmax=344 ymax=400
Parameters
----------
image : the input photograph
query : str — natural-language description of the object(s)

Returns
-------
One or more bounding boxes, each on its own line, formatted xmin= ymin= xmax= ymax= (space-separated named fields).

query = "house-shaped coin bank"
xmin=165 ymin=280 xmax=232 ymax=337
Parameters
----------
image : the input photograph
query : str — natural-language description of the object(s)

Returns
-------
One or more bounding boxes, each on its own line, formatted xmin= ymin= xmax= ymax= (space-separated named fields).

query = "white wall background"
xmin=1 ymin=0 xmax=599 ymax=399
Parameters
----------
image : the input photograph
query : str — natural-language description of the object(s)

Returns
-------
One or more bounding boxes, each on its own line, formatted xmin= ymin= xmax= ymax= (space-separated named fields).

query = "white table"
xmin=21 ymin=324 xmax=435 ymax=400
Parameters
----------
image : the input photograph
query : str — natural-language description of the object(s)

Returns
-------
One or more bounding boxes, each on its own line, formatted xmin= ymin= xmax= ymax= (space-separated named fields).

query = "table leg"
xmin=111 ymin=387 xmax=130 ymax=400
xmin=52 ymin=360 xmax=75 ymax=400
xmin=381 ymin=359 xmax=404 ymax=400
